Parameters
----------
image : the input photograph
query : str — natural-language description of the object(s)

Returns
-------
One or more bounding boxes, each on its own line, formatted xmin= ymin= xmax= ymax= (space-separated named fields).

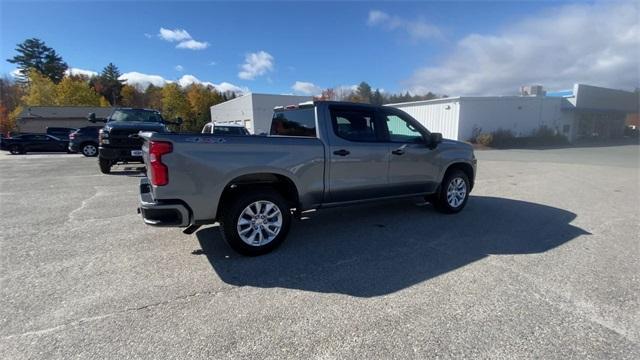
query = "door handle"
xmin=333 ymin=149 xmax=350 ymax=156
xmin=392 ymin=148 xmax=405 ymax=155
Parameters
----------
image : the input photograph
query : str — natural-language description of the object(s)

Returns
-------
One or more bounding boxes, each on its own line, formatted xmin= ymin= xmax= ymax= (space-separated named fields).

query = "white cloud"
xmin=406 ymin=2 xmax=640 ymax=96
xmin=238 ymin=51 xmax=274 ymax=80
xmin=367 ymin=10 xmax=442 ymax=41
xmin=175 ymin=65 xmax=184 ymax=72
xmin=9 ymin=69 xmax=22 ymax=78
xmin=65 ymin=68 xmax=98 ymax=77
xmin=292 ymin=81 xmax=321 ymax=95
xmin=158 ymin=28 xmax=192 ymax=42
xmin=177 ymin=74 xmax=248 ymax=94
xmin=119 ymin=72 xmax=169 ymax=89
xmin=175 ymin=39 xmax=209 ymax=50
xmin=209 ymin=61 xmax=217 ymax=66
xmin=214 ymin=81 xmax=248 ymax=94
xmin=157 ymin=27 xmax=209 ymax=50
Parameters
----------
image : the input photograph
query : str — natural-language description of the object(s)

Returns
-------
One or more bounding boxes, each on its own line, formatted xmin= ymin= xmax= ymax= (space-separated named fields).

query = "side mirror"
xmin=429 ymin=132 xmax=443 ymax=148
xmin=87 ymin=113 xmax=96 ymax=123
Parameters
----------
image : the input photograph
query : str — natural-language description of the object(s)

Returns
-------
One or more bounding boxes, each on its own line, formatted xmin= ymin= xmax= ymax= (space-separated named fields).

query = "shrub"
xmin=468 ymin=126 xmax=482 ymax=143
xmin=490 ymin=129 xmax=516 ymax=148
xmin=475 ymin=133 xmax=493 ymax=146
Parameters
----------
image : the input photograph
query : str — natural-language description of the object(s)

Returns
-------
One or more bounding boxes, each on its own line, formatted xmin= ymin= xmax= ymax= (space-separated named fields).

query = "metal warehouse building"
xmin=210 ymin=93 xmax=312 ymax=134
xmin=389 ymin=84 xmax=638 ymax=142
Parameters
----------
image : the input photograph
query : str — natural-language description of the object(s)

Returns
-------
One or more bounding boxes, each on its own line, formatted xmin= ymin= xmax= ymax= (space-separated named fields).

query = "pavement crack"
xmin=1 ymin=287 xmax=239 ymax=340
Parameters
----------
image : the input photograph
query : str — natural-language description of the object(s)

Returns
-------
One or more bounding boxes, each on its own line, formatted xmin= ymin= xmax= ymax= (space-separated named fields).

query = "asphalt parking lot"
xmin=1 ymin=145 xmax=639 ymax=359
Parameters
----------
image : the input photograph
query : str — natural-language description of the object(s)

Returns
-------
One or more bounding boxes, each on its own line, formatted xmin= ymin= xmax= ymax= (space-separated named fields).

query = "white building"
xmin=210 ymin=93 xmax=312 ymax=134
xmin=389 ymin=84 xmax=638 ymax=142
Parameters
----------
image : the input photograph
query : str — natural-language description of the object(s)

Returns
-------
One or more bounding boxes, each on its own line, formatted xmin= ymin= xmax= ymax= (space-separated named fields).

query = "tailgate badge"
xmin=184 ymin=137 xmax=226 ymax=144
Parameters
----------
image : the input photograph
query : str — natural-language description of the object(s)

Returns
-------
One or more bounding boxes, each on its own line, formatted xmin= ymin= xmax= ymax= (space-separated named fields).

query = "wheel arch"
xmin=216 ymin=172 xmax=301 ymax=221
xmin=442 ymin=161 xmax=475 ymax=190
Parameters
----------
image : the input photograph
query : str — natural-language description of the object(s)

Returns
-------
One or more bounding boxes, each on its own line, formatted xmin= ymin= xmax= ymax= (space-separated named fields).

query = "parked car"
xmin=46 ymin=127 xmax=77 ymax=139
xmin=0 ymin=134 xmax=70 ymax=154
xmin=68 ymin=126 xmax=103 ymax=157
xmin=201 ymin=122 xmax=250 ymax=136
xmin=137 ymin=101 xmax=477 ymax=256
xmin=89 ymin=108 xmax=181 ymax=174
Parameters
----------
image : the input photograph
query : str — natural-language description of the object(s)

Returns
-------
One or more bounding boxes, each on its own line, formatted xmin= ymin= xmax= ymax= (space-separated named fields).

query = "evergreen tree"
xmin=92 ymin=63 xmax=125 ymax=105
xmin=371 ymin=88 xmax=384 ymax=105
xmin=7 ymin=38 xmax=68 ymax=83
xmin=356 ymin=81 xmax=373 ymax=103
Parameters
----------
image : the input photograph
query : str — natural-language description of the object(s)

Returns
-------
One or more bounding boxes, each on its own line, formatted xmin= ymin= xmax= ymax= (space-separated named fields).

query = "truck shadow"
xmin=195 ymin=196 xmax=589 ymax=297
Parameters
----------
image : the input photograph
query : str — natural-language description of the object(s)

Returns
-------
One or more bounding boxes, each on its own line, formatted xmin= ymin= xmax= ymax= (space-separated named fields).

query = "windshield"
xmin=109 ymin=109 xmax=164 ymax=123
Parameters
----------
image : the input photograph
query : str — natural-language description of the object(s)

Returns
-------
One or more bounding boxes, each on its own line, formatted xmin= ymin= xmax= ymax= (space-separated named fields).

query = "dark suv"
xmin=46 ymin=127 xmax=77 ymax=139
xmin=68 ymin=126 xmax=103 ymax=157
xmin=89 ymin=108 xmax=181 ymax=174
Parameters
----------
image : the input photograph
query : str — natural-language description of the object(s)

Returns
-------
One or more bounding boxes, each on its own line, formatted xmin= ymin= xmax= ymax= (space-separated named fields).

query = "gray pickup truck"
xmin=138 ymin=101 xmax=476 ymax=255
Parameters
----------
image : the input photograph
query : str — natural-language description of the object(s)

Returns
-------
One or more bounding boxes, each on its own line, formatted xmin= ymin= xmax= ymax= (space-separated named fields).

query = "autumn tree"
xmin=185 ymin=84 xmax=223 ymax=131
xmin=0 ymin=76 xmax=24 ymax=113
xmin=55 ymin=75 xmax=102 ymax=106
xmin=22 ymin=71 xmax=57 ymax=106
xmin=120 ymin=84 xmax=146 ymax=108
xmin=0 ymin=103 xmax=13 ymax=135
xmin=7 ymin=38 xmax=68 ymax=83
xmin=144 ymin=85 xmax=163 ymax=110
xmin=161 ymin=83 xmax=191 ymax=123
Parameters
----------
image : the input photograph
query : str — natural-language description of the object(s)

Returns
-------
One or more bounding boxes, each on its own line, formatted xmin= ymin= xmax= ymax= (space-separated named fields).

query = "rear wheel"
xmin=98 ymin=157 xmax=112 ymax=174
xmin=220 ymin=188 xmax=292 ymax=256
xmin=9 ymin=145 xmax=23 ymax=155
xmin=81 ymin=143 xmax=98 ymax=157
xmin=431 ymin=170 xmax=470 ymax=214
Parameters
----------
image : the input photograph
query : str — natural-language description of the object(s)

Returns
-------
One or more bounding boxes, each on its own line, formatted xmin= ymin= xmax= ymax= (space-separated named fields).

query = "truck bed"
xmin=138 ymin=132 xmax=326 ymax=224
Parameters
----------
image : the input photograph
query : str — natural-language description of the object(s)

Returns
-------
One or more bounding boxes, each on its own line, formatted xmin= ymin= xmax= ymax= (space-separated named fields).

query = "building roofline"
xmin=386 ymin=97 xmax=461 ymax=106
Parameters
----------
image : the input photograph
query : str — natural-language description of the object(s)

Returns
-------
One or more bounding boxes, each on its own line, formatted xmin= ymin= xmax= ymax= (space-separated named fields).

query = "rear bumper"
xmin=138 ymin=178 xmax=191 ymax=227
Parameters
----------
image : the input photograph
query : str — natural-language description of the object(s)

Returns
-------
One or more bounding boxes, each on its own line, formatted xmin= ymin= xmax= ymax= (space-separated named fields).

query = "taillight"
xmin=149 ymin=141 xmax=172 ymax=186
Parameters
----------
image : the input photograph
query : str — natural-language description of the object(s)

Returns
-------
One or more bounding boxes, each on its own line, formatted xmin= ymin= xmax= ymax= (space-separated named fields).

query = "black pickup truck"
xmin=89 ymin=108 xmax=181 ymax=174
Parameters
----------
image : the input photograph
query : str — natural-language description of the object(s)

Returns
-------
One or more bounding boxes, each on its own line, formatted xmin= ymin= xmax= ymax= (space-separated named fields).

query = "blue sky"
xmin=1 ymin=1 xmax=638 ymax=96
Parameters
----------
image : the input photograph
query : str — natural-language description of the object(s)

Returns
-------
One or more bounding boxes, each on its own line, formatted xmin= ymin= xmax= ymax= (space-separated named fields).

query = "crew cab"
xmin=89 ymin=108 xmax=181 ymax=174
xmin=138 ymin=101 xmax=476 ymax=255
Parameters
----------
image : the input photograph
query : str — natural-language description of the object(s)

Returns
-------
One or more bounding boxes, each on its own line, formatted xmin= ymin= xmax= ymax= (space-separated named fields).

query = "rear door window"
xmin=270 ymin=108 xmax=316 ymax=137
xmin=330 ymin=108 xmax=380 ymax=142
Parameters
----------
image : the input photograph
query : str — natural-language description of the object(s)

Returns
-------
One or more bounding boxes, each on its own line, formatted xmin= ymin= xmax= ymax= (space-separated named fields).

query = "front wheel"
xmin=98 ymin=157 xmax=112 ymax=174
xmin=220 ymin=189 xmax=292 ymax=256
xmin=431 ymin=170 xmax=470 ymax=214
xmin=9 ymin=145 xmax=23 ymax=155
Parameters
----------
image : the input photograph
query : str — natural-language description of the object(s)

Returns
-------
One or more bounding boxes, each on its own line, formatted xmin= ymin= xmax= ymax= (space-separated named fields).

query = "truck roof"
xmin=274 ymin=100 xmax=386 ymax=111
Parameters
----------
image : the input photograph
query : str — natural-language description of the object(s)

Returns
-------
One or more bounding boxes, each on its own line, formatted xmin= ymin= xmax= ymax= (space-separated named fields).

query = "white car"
xmin=202 ymin=122 xmax=250 ymax=136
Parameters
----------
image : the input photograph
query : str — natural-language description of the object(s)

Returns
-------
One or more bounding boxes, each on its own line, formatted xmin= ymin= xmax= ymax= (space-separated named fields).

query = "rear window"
xmin=270 ymin=108 xmax=316 ymax=137
xmin=213 ymin=126 xmax=247 ymax=136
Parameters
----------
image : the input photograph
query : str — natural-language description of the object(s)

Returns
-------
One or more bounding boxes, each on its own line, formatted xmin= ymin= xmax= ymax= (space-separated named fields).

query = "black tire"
xmin=98 ymin=157 xmax=112 ymax=174
xmin=431 ymin=170 xmax=470 ymax=214
xmin=9 ymin=145 xmax=23 ymax=155
xmin=220 ymin=188 xmax=292 ymax=256
xmin=81 ymin=143 xmax=98 ymax=157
